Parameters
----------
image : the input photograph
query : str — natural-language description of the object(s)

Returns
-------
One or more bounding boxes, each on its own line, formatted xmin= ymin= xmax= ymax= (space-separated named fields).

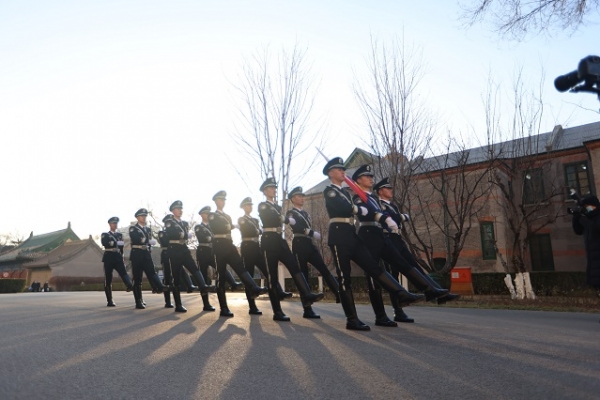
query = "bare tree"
xmin=230 ymin=43 xmax=322 ymax=205
xmin=461 ymin=0 xmax=599 ymax=39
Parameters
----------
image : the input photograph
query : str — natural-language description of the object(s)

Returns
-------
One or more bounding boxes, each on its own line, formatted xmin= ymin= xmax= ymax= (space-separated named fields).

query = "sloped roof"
xmin=24 ymin=238 xmax=102 ymax=268
xmin=0 ymin=223 xmax=80 ymax=263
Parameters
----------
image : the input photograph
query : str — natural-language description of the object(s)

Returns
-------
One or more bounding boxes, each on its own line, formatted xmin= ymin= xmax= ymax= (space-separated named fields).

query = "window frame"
xmin=479 ymin=221 xmax=497 ymax=260
xmin=563 ymin=161 xmax=591 ymax=197
xmin=523 ymin=168 xmax=545 ymax=205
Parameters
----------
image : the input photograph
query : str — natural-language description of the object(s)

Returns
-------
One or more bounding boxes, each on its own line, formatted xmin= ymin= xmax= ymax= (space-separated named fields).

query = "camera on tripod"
xmin=554 ymin=56 xmax=600 ymax=99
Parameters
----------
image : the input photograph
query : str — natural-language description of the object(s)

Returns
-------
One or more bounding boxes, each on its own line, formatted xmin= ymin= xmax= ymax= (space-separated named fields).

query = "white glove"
xmin=188 ymin=232 xmax=193 ymax=239
xmin=149 ymin=239 xmax=157 ymax=246
xmin=401 ymin=214 xmax=410 ymax=222
xmin=385 ymin=217 xmax=399 ymax=231
xmin=360 ymin=206 xmax=368 ymax=216
xmin=288 ymin=217 xmax=296 ymax=226
xmin=233 ymin=224 xmax=240 ymax=230
xmin=312 ymin=232 xmax=321 ymax=240
xmin=116 ymin=241 xmax=124 ymax=246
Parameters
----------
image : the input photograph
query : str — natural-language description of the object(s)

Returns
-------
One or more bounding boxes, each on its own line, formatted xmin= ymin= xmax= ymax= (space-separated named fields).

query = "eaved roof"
xmin=0 ymin=223 xmax=80 ymax=263
xmin=24 ymin=237 xmax=102 ymax=268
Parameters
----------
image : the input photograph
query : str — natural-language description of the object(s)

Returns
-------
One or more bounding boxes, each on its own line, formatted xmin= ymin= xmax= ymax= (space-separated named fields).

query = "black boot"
xmin=217 ymin=288 xmax=233 ymax=317
xmin=202 ymin=294 xmax=215 ymax=311
xmin=303 ymin=306 xmax=320 ymax=319
xmin=192 ymin=270 xmax=217 ymax=294
xmin=183 ymin=273 xmax=198 ymax=293
xmin=247 ymin=294 xmax=262 ymax=315
xmin=437 ymin=293 xmax=461 ymax=305
xmin=373 ymin=271 xmax=425 ymax=306
xmin=105 ymin=285 xmax=116 ymax=307
xmin=239 ymin=271 xmax=268 ymax=298
xmin=148 ymin=273 xmax=169 ymax=293
xmin=339 ymin=289 xmax=369 ymax=331
xmin=225 ymin=270 xmax=244 ymax=291
xmin=323 ymin=272 xmax=341 ymax=303
xmin=133 ymin=285 xmax=145 ymax=309
xmin=368 ymin=283 xmax=397 ymax=327
xmin=404 ymin=267 xmax=448 ymax=301
xmin=389 ymin=291 xmax=414 ymax=322
xmin=268 ymin=287 xmax=290 ymax=321
xmin=172 ymin=286 xmax=187 ymax=313
xmin=277 ymin=281 xmax=293 ymax=300
xmin=164 ymin=290 xmax=174 ymax=308
xmin=120 ymin=274 xmax=133 ymax=292
xmin=292 ymin=272 xmax=324 ymax=306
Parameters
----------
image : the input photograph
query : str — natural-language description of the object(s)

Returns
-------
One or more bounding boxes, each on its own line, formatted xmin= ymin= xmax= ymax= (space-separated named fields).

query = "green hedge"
xmin=0 ymin=279 xmax=27 ymax=293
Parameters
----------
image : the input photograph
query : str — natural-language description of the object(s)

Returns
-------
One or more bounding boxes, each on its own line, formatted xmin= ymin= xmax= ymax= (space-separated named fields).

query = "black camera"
xmin=554 ymin=56 xmax=600 ymax=97
xmin=567 ymin=206 xmax=582 ymax=215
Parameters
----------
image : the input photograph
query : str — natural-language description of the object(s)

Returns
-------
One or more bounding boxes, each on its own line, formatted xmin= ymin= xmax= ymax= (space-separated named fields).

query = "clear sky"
xmin=1 ymin=0 xmax=599 ymax=240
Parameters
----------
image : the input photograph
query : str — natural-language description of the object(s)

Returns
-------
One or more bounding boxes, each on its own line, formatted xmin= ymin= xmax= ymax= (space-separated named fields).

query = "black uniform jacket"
xmin=208 ymin=210 xmax=234 ymax=253
xmin=101 ymin=231 xmax=124 ymax=262
xmin=573 ymin=211 xmax=600 ymax=288
xmin=129 ymin=223 xmax=153 ymax=261
xmin=323 ymin=184 xmax=360 ymax=246
xmin=258 ymin=201 xmax=288 ymax=252
xmin=286 ymin=207 xmax=319 ymax=254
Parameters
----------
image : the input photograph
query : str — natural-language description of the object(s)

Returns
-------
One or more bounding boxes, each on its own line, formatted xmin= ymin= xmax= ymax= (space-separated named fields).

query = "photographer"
xmin=572 ymin=195 xmax=600 ymax=305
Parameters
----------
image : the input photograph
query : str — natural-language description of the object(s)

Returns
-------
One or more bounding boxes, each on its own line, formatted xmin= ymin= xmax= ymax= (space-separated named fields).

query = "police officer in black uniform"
xmin=101 ymin=217 xmax=133 ymax=307
xmin=374 ymin=177 xmax=460 ymax=322
xmin=158 ymin=214 xmax=176 ymax=308
xmin=194 ymin=206 xmax=218 ymax=312
xmin=286 ymin=187 xmax=340 ymax=319
xmin=209 ymin=191 xmax=268 ymax=317
xmin=129 ymin=208 xmax=168 ymax=309
xmin=322 ymin=158 xmax=424 ymax=331
xmin=352 ymin=165 xmax=447 ymax=327
xmin=258 ymin=178 xmax=324 ymax=322
xmin=165 ymin=201 xmax=216 ymax=313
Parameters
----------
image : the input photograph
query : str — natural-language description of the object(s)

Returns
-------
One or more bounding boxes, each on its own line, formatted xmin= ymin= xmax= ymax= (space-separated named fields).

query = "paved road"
xmin=1 ymin=291 xmax=599 ymax=400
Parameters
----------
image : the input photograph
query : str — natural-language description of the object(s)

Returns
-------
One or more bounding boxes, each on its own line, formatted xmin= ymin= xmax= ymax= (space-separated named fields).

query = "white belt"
xmin=263 ymin=228 xmax=282 ymax=233
xmin=169 ymin=240 xmax=187 ymax=245
xmin=131 ymin=245 xmax=149 ymax=250
xmin=242 ymin=237 xmax=259 ymax=242
xmin=198 ymin=243 xmax=213 ymax=247
xmin=104 ymin=248 xmax=119 ymax=252
xmin=359 ymin=222 xmax=382 ymax=228
xmin=213 ymin=234 xmax=232 ymax=239
xmin=330 ymin=218 xmax=353 ymax=224
xmin=293 ymin=234 xmax=310 ymax=238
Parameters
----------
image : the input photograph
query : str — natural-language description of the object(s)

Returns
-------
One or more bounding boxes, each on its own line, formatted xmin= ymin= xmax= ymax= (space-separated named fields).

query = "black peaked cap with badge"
xmin=108 ymin=217 xmax=119 ymax=224
xmin=199 ymin=206 xmax=211 ymax=215
xmin=351 ymin=164 xmax=373 ymax=181
xmin=162 ymin=214 xmax=173 ymax=223
xmin=240 ymin=197 xmax=253 ymax=208
xmin=260 ymin=178 xmax=277 ymax=192
xmin=135 ymin=208 xmax=148 ymax=217
xmin=373 ymin=177 xmax=392 ymax=192
xmin=212 ymin=191 xmax=227 ymax=201
xmin=322 ymin=157 xmax=346 ymax=175
xmin=169 ymin=200 xmax=183 ymax=211
xmin=288 ymin=186 xmax=305 ymax=199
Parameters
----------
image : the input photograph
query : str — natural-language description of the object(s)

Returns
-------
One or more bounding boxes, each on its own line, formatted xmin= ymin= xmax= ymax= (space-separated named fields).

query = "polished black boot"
xmin=225 ymin=270 xmax=244 ymax=291
xmin=202 ymin=294 xmax=215 ymax=311
xmin=292 ymin=272 xmax=324 ymax=306
xmin=368 ymin=284 xmax=397 ymax=327
xmin=164 ymin=290 xmax=174 ymax=308
xmin=323 ymin=272 xmax=341 ymax=303
xmin=172 ymin=286 xmax=187 ymax=313
xmin=133 ymin=285 xmax=145 ymax=309
xmin=192 ymin=270 xmax=217 ymax=294
xmin=183 ymin=273 xmax=198 ymax=293
xmin=105 ymin=285 xmax=116 ymax=307
xmin=148 ymin=274 xmax=169 ymax=293
xmin=303 ymin=306 xmax=320 ymax=319
xmin=389 ymin=291 xmax=414 ymax=322
xmin=437 ymin=293 xmax=461 ymax=304
xmin=404 ymin=267 xmax=448 ymax=301
xmin=339 ymin=289 xmax=369 ymax=331
xmin=268 ymin=287 xmax=290 ymax=321
xmin=239 ymin=271 xmax=268 ymax=298
xmin=277 ymin=281 xmax=293 ymax=300
xmin=120 ymin=274 xmax=133 ymax=292
xmin=217 ymin=288 xmax=233 ymax=317
xmin=247 ymin=294 xmax=262 ymax=315
xmin=374 ymin=271 xmax=425 ymax=306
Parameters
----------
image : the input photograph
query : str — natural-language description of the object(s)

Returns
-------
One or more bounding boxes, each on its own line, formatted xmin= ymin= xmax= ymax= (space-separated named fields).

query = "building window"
xmin=564 ymin=161 xmax=591 ymax=196
xmin=529 ymin=234 xmax=555 ymax=271
xmin=480 ymin=222 xmax=497 ymax=260
xmin=523 ymin=168 xmax=545 ymax=204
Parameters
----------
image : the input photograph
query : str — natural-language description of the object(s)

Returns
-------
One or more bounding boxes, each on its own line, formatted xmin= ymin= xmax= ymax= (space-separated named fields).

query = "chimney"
xmin=545 ymin=125 xmax=563 ymax=152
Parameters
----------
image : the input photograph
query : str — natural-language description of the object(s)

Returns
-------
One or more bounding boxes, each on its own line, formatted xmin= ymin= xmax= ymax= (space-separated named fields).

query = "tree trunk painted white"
xmin=318 ymin=276 xmax=323 ymax=292
xmin=514 ymin=272 xmax=525 ymax=299
xmin=504 ymin=274 xmax=517 ymax=299
xmin=523 ymin=272 xmax=536 ymax=299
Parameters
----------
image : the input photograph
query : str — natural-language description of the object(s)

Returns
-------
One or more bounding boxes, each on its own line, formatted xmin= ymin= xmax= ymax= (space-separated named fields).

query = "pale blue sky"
xmin=1 ymin=1 xmax=598 ymax=239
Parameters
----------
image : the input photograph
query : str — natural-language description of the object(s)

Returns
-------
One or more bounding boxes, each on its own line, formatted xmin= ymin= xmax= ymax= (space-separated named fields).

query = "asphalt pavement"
xmin=1 ymin=291 xmax=599 ymax=400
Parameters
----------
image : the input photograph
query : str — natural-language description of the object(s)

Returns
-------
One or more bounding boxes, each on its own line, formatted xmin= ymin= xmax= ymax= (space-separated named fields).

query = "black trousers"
xmin=293 ymin=239 xmax=332 ymax=280
xmin=167 ymin=245 xmax=200 ymax=287
xmin=130 ymin=250 xmax=158 ymax=286
xmin=213 ymin=242 xmax=248 ymax=289
xmin=196 ymin=247 xmax=215 ymax=285
xmin=263 ymin=241 xmax=301 ymax=290
xmin=103 ymin=254 xmax=128 ymax=286
xmin=241 ymin=242 xmax=269 ymax=279
xmin=329 ymin=241 xmax=384 ymax=291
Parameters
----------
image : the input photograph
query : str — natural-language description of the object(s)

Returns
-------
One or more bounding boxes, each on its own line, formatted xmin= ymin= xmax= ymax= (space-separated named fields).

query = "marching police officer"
xmin=258 ymin=178 xmax=324 ymax=322
xmin=286 ymin=186 xmax=340 ymax=319
xmin=374 ymin=177 xmax=460 ymax=322
xmin=158 ymin=214 xmax=174 ymax=308
xmin=209 ymin=191 xmax=268 ymax=317
xmin=101 ymin=217 xmax=133 ymax=307
xmin=165 ymin=201 xmax=216 ymax=313
xmin=351 ymin=165 xmax=447 ymax=327
xmin=129 ymin=208 xmax=168 ymax=309
xmin=194 ymin=206 xmax=218 ymax=312
xmin=322 ymin=158 xmax=423 ymax=331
